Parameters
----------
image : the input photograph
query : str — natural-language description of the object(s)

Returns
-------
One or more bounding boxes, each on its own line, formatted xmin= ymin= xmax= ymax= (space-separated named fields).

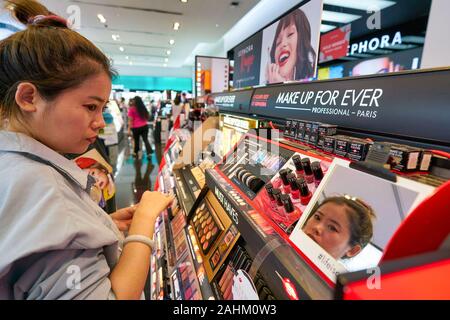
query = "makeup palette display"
xmin=170 ymin=209 xmax=186 ymax=239
xmin=173 ymin=229 xmax=189 ymax=261
xmin=189 ymin=192 xmax=240 ymax=282
xmin=172 ymin=253 xmax=202 ymax=300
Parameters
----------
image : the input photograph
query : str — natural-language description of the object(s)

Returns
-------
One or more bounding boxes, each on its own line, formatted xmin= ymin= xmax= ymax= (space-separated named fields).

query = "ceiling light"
xmin=112 ymin=34 xmax=120 ymax=41
xmin=323 ymin=0 xmax=396 ymax=12
xmin=320 ymin=24 xmax=336 ymax=33
xmin=129 ymin=61 xmax=133 ymax=65
xmin=125 ymin=56 xmax=129 ymax=60
xmin=169 ymin=39 xmax=175 ymax=45
xmin=180 ymin=0 xmax=188 ymax=3
xmin=119 ymin=46 xmax=125 ymax=52
xmin=167 ymin=50 xmax=171 ymax=55
xmin=165 ymin=58 xmax=169 ymax=62
xmin=321 ymin=10 xmax=361 ymax=24
xmin=173 ymin=22 xmax=180 ymax=30
xmin=97 ymin=14 xmax=106 ymax=24
xmin=163 ymin=64 xmax=167 ymax=67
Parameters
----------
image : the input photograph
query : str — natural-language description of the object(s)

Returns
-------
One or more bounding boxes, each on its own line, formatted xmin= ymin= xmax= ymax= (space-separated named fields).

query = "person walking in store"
xmin=127 ymin=96 xmax=153 ymax=158
xmin=0 ymin=0 xmax=173 ymax=300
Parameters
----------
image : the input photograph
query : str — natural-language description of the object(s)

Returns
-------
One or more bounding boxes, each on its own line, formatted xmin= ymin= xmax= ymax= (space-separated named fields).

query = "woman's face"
xmin=274 ymin=22 xmax=298 ymax=80
xmin=27 ymin=72 xmax=111 ymax=154
xmin=303 ymin=202 xmax=359 ymax=259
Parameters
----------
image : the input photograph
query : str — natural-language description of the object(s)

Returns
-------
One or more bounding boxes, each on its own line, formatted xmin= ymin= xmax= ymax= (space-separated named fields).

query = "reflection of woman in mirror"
xmin=302 ymin=196 xmax=375 ymax=260
xmin=266 ymin=9 xmax=316 ymax=84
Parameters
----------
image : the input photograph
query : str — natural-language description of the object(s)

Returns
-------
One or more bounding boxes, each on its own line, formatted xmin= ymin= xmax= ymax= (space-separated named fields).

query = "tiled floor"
xmin=112 ymin=130 xmax=163 ymax=209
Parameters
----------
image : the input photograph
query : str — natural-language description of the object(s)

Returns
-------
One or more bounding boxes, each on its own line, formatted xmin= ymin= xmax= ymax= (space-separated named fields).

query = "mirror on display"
xmin=289 ymin=158 xmax=435 ymax=283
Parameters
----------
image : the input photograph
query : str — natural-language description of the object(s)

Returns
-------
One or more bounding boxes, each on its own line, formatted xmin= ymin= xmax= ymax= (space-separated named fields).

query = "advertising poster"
xmin=233 ymin=32 xmax=263 ymax=89
xmin=259 ymin=0 xmax=323 ymax=85
xmin=319 ymin=24 xmax=352 ymax=63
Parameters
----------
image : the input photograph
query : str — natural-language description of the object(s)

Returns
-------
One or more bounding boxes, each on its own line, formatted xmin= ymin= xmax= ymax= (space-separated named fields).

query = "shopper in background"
xmin=171 ymin=92 xmax=183 ymax=121
xmin=302 ymin=196 xmax=376 ymax=260
xmin=0 ymin=0 xmax=172 ymax=300
xmin=127 ymin=96 xmax=153 ymax=158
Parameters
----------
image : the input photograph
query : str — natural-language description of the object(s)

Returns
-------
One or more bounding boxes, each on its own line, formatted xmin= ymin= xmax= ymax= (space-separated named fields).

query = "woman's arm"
xmin=109 ymin=191 xmax=173 ymax=300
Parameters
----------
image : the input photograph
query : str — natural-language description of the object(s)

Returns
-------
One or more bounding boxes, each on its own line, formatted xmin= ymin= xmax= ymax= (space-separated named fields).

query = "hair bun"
xmin=6 ymin=0 xmax=67 ymax=28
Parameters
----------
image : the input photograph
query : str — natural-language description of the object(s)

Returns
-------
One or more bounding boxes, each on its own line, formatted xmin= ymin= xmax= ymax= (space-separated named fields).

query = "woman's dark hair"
xmin=173 ymin=93 xmax=181 ymax=106
xmin=270 ymin=8 xmax=316 ymax=80
xmin=318 ymin=196 xmax=376 ymax=250
xmin=132 ymin=96 xmax=149 ymax=120
xmin=0 ymin=0 xmax=116 ymax=127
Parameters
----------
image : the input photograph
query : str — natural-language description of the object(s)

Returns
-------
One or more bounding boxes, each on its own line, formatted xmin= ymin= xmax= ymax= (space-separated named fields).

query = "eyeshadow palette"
xmin=177 ymin=255 xmax=202 ymax=300
xmin=170 ymin=210 xmax=186 ymax=239
xmin=173 ymin=229 xmax=189 ymax=261
xmin=191 ymin=201 xmax=222 ymax=255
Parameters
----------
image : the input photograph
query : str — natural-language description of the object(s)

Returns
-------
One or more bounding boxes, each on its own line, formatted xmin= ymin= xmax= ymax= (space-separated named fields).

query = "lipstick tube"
xmin=301 ymin=158 xmax=314 ymax=184
xmin=297 ymin=177 xmax=312 ymax=205
xmin=292 ymin=155 xmax=304 ymax=177
xmin=288 ymin=174 xmax=300 ymax=200
xmin=278 ymin=169 xmax=291 ymax=193
xmin=311 ymin=161 xmax=324 ymax=187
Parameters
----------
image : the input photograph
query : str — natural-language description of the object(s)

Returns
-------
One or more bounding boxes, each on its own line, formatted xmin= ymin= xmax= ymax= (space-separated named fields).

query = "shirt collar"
xmin=0 ymin=131 xmax=90 ymax=190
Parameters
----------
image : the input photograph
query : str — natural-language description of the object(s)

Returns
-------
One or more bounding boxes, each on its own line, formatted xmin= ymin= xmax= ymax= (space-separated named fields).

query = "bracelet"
xmin=123 ymin=235 xmax=155 ymax=251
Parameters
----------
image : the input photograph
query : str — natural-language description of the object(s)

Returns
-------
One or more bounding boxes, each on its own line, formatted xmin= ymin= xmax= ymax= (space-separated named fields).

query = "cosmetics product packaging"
xmin=301 ymin=158 xmax=314 ymax=184
xmin=317 ymin=124 xmax=338 ymax=148
xmin=291 ymin=154 xmax=304 ymax=177
xmin=419 ymin=150 xmax=433 ymax=172
xmin=296 ymin=120 xmax=306 ymax=141
xmin=289 ymin=119 xmax=298 ymax=138
xmin=284 ymin=120 xmax=292 ymax=138
xmin=303 ymin=122 xmax=313 ymax=142
xmin=288 ymin=173 xmax=300 ymax=200
xmin=386 ymin=143 xmax=420 ymax=172
xmin=334 ymin=135 xmax=352 ymax=157
xmin=272 ymin=188 xmax=283 ymax=207
xmin=265 ymin=183 xmax=276 ymax=201
xmin=278 ymin=169 xmax=291 ymax=193
xmin=309 ymin=122 xmax=321 ymax=145
xmin=280 ymin=193 xmax=296 ymax=216
xmin=311 ymin=161 xmax=324 ymax=187
xmin=347 ymin=138 xmax=372 ymax=161
xmin=247 ymin=176 xmax=265 ymax=193
xmin=323 ymin=135 xmax=337 ymax=153
xmin=297 ymin=178 xmax=312 ymax=205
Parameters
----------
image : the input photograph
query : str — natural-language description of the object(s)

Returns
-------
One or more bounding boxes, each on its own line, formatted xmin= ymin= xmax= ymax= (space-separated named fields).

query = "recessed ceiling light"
xmin=112 ymin=34 xmax=120 ymax=41
xmin=97 ymin=14 xmax=106 ymax=24
xmin=169 ymin=39 xmax=175 ymax=45
xmin=163 ymin=64 xmax=167 ymax=67
xmin=125 ymin=56 xmax=129 ymax=60
xmin=173 ymin=22 xmax=180 ymax=31
xmin=323 ymin=0 xmax=395 ymax=11
xmin=321 ymin=11 xmax=361 ymax=24
xmin=167 ymin=50 xmax=171 ymax=55
xmin=129 ymin=61 xmax=133 ymax=65
xmin=165 ymin=58 xmax=169 ymax=62
xmin=180 ymin=0 xmax=188 ymax=3
xmin=119 ymin=46 xmax=125 ymax=52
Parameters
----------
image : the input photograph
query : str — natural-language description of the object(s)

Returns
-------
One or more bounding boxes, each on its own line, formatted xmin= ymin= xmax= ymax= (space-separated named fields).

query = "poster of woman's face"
xmin=260 ymin=0 xmax=323 ymax=85
xmin=289 ymin=158 xmax=435 ymax=283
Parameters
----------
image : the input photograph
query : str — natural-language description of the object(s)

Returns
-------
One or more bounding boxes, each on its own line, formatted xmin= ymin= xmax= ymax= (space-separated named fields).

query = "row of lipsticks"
xmin=264 ymin=155 xmax=325 ymax=217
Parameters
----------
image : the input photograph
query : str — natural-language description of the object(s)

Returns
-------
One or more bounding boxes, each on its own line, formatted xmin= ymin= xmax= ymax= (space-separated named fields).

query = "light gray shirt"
xmin=0 ymin=131 xmax=124 ymax=300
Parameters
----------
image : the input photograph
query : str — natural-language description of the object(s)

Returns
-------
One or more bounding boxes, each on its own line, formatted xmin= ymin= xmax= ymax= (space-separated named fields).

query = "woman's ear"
xmin=344 ymin=244 xmax=362 ymax=258
xmin=15 ymin=82 xmax=40 ymax=113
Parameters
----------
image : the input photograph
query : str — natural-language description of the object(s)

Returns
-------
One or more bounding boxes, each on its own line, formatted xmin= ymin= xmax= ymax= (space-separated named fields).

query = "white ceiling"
xmin=36 ymin=0 xmax=260 ymax=74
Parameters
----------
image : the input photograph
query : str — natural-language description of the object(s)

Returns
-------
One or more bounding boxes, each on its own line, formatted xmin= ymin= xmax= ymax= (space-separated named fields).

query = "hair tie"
xmin=28 ymin=14 xmax=68 ymax=27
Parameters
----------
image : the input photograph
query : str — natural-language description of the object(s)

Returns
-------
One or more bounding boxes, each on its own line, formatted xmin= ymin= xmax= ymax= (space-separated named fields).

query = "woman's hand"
xmin=266 ymin=62 xmax=287 ymax=84
xmin=134 ymin=191 xmax=174 ymax=221
xmin=111 ymin=206 xmax=136 ymax=232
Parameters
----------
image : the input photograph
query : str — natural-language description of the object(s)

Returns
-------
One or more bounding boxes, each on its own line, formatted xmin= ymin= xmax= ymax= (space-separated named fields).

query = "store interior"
xmin=1 ymin=0 xmax=450 ymax=300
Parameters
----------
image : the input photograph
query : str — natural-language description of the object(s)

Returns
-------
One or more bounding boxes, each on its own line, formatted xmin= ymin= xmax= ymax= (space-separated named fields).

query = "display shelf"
xmin=205 ymin=168 xmax=333 ymax=300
